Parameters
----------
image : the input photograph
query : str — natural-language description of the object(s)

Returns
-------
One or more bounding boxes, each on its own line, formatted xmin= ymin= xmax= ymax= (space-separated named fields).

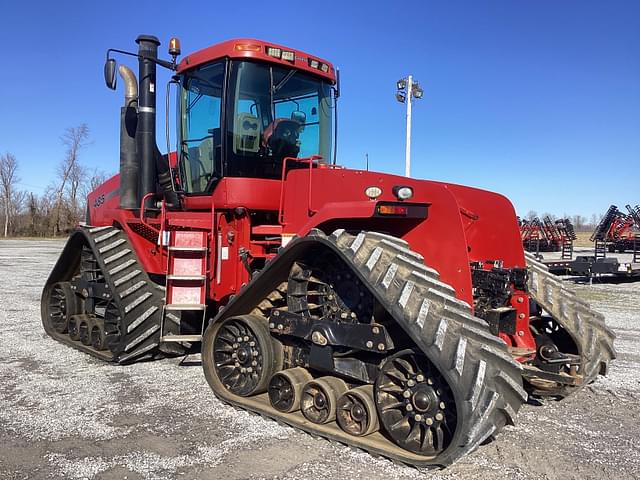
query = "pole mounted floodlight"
xmin=396 ymin=75 xmax=424 ymax=177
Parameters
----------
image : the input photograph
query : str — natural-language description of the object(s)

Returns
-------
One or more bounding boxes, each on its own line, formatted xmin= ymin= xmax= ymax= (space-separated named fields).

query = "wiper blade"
xmin=272 ymin=70 xmax=296 ymax=94
xmin=187 ymin=93 xmax=203 ymax=110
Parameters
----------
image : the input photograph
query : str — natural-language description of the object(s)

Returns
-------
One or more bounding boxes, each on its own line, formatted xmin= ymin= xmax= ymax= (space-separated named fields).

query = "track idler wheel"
xmin=301 ymin=376 xmax=348 ymax=424
xmin=46 ymin=282 xmax=79 ymax=334
xmin=337 ymin=385 xmax=379 ymax=437
xmin=268 ymin=367 xmax=313 ymax=413
xmin=375 ymin=352 xmax=455 ymax=456
xmin=209 ymin=315 xmax=282 ymax=397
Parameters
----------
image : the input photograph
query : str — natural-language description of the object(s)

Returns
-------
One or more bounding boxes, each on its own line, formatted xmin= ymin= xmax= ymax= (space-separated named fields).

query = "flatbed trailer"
xmin=542 ymin=256 xmax=640 ymax=279
xmin=541 ymin=259 xmax=572 ymax=275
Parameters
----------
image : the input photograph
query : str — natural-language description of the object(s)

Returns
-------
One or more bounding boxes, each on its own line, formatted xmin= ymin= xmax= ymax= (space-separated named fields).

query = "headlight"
xmin=365 ymin=186 xmax=382 ymax=199
xmin=393 ymin=185 xmax=413 ymax=200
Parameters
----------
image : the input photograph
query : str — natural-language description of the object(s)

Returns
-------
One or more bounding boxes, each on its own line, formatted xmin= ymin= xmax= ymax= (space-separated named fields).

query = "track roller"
xmin=78 ymin=317 xmax=92 ymax=346
xmin=268 ymin=367 xmax=313 ymax=413
xmin=301 ymin=376 xmax=348 ymax=424
xmin=68 ymin=316 xmax=81 ymax=341
xmin=337 ymin=385 xmax=379 ymax=437
xmin=91 ymin=324 xmax=107 ymax=351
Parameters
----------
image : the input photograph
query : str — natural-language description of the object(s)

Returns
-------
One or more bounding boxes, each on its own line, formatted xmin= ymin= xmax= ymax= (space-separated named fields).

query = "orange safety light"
xmin=234 ymin=43 xmax=262 ymax=52
xmin=169 ymin=37 xmax=181 ymax=57
xmin=377 ymin=204 xmax=408 ymax=216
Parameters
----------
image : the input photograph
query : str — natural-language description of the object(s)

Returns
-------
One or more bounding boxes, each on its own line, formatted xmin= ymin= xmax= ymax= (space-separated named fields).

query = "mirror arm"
xmin=106 ymin=48 xmax=177 ymax=71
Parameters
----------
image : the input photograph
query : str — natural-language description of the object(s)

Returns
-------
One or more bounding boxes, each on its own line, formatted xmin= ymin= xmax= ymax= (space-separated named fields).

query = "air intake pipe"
xmin=135 ymin=35 xmax=160 ymax=209
xmin=118 ymin=65 xmax=139 ymax=209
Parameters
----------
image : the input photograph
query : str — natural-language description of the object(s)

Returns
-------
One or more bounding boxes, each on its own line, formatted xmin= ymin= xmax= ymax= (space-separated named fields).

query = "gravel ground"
xmin=0 ymin=239 xmax=639 ymax=480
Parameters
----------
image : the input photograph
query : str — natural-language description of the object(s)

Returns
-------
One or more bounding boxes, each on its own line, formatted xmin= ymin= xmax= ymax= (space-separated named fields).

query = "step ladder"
xmin=634 ymin=234 xmax=640 ymax=264
xmin=160 ymin=230 xmax=208 ymax=343
xmin=561 ymin=238 xmax=573 ymax=260
xmin=594 ymin=239 xmax=607 ymax=259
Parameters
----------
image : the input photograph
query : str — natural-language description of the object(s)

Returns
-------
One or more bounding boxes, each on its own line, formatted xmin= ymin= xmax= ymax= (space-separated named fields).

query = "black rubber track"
xmin=525 ymin=252 xmax=616 ymax=396
xmin=203 ymin=229 xmax=528 ymax=468
xmin=41 ymin=225 xmax=185 ymax=364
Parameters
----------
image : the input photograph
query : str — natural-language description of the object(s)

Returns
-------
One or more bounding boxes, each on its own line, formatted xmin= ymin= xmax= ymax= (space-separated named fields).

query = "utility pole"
xmin=396 ymin=76 xmax=424 ymax=178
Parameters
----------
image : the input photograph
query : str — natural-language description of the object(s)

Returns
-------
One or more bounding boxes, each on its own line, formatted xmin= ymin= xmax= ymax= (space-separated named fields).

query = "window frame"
xmin=177 ymin=59 xmax=229 ymax=195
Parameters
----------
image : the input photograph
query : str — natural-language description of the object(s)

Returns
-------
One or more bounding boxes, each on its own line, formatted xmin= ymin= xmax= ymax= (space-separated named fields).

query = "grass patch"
xmin=574 ymin=231 xmax=593 ymax=247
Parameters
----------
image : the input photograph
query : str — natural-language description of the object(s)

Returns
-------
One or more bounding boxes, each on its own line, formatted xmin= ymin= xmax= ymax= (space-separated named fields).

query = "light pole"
xmin=396 ymin=76 xmax=424 ymax=177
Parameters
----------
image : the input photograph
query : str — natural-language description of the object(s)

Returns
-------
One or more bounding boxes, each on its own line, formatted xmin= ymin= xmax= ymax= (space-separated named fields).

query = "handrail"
xmin=139 ymin=193 xmax=161 ymax=235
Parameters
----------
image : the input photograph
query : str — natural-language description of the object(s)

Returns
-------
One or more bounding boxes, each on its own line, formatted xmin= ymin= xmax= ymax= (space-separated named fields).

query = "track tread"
xmin=204 ymin=229 xmax=527 ymax=468
xmin=42 ymin=225 xmax=185 ymax=364
xmin=525 ymin=251 xmax=616 ymax=393
xmin=335 ymin=231 xmax=526 ymax=466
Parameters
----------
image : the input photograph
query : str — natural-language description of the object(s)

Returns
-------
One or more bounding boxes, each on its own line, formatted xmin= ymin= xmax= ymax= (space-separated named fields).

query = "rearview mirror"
xmin=104 ymin=58 xmax=117 ymax=90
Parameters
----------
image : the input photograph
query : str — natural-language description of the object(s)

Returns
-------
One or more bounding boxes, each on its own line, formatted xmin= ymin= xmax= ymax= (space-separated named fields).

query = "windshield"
xmin=225 ymin=60 xmax=333 ymax=179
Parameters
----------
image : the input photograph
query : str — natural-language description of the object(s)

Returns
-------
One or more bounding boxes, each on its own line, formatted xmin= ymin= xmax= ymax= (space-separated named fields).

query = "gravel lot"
xmin=1 ymin=239 xmax=639 ymax=480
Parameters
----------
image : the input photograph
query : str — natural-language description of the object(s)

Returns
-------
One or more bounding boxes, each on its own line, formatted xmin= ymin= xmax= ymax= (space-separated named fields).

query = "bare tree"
xmin=27 ymin=192 xmax=39 ymax=236
xmin=52 ymin=124 xmax=90 ymax=235
xmin=572 ymin=214 xmax=587 ymax=231
xmin=67 ymin=161 xmax=87 ymax=215
xmin=0 ymin=152 xmax=20 ymax=237
xmin=81 ymin=169 xmax=110 ymax=199
xmin=525 ymin=210 xmax=538 ymax=221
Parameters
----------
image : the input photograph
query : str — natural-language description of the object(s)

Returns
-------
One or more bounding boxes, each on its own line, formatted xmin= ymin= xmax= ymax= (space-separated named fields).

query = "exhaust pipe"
xmin=118 ymin=65 xmax=139 ymax=209
xmin=135 ymin=35 xmax=161 ymax=209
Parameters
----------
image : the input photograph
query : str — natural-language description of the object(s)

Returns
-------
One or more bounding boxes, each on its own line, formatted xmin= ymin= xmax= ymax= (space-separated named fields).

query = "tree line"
xmin=0 ymin=124 xmax=109 ymax=237
xmin=523 ymin=210 xmax=603 ymax=232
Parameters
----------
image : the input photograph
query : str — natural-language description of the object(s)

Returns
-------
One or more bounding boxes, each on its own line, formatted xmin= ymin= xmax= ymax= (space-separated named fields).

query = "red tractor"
xmin=41 ymin=35 xmax=615 ymax=467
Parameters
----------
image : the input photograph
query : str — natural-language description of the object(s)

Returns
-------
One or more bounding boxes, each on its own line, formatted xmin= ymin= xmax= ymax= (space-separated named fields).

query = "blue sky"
xmin=0 ymin=0 xmax=638 ymax=218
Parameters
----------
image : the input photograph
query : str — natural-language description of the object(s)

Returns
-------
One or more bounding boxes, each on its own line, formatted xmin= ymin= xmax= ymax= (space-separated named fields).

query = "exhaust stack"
xmin=118 ymin=65 xmax=139 ymax=209
xmin=135 ymin=35 xmax=161 ymax=209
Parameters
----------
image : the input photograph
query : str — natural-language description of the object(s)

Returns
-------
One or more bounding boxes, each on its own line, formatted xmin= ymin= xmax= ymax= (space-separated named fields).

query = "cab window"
xmin=179 ymin=61 xmax=225 ymax=193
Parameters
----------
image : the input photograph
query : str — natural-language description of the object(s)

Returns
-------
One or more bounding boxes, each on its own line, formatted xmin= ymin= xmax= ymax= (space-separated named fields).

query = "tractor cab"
xmin=174 ymin=40 xmax=336 ymax=195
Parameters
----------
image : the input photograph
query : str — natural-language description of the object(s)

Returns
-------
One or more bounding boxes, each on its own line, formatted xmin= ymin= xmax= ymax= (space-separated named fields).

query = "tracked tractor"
xmin=41 ymin=35 xmax=615 ymax=468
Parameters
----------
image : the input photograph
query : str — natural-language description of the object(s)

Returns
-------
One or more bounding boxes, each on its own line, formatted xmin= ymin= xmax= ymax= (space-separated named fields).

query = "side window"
xmin=274 ymin=95 xmax=319 ymax=158
xmin=180 ymin=62 xmax=224 ymax=193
